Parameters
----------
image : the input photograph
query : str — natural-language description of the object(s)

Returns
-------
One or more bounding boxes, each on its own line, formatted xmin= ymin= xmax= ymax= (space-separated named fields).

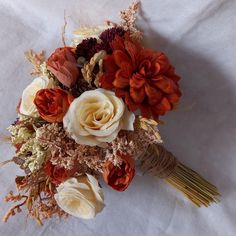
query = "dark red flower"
xmin=100 ymin=34 xmax=181 ymax=120
xmin=99 ymin=27 xmax=126 ymax=54
xmin=75 ymin=27 xmax=126 ymax=61
xmin=75 ymin=38 xmax=101 ymax=61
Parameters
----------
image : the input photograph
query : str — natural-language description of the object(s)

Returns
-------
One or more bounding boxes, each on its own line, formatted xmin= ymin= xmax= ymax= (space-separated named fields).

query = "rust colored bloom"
xmin=103 ymin=154 xmax=135 ymax=191
xmin=44 ymin=161 xmax=72 ymax=185
xmin=100 ymin=35 xmax=181 ymax=120
xmin=34 ymin=88 xmax=73 ymax=123
xmin=47 ymin=47 xmax=79 ymax=88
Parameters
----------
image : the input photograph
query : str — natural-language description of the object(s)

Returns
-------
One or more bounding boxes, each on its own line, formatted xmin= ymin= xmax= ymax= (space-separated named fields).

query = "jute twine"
xmin=141 ymin=145 xmax=178 ymax=178
xmin=140 ymin=144 xmax=220 ymax=207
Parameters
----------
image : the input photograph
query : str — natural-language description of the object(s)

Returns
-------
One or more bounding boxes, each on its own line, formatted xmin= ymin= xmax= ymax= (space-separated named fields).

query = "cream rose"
xmin=71 ymin=25 xmax=111 ymax=46
xmin=54 ymin=174 xmax=104 ymax=219
xmin=19 ymin=76 xmax=55 ymax=117
xmin=63 ymin=88 xmax=135 ymax=146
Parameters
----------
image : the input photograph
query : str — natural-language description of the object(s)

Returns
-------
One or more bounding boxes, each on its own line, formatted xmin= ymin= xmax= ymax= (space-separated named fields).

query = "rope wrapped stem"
xmin=140 ymin=144 xmax=220 ymax=207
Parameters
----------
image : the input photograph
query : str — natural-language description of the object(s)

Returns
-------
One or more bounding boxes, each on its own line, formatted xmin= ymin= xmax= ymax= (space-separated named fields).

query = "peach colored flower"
xmin=100 ymin=35 xmax=181 ymax=120
xmin=55 ymin=175 xmax=104 ymax=219
xmin=34 ymin=88 xmax=73 ymax=123
xmin=63 ymin=88 xmax=135 ymax=147
xmin=103 ymin=154 xmax=135 ymax=191
xmin=47 ymin=47 xmax=79 ymax=88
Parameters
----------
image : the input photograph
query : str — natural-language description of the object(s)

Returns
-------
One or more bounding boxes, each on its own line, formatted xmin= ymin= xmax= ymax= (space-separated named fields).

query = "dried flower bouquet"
xmin=1 ymin=1 xmax=220 ymax=225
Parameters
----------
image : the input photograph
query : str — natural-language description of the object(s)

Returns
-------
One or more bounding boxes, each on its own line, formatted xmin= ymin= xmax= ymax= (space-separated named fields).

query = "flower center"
xmin=80 ymin=100 xmax=114 ymax=130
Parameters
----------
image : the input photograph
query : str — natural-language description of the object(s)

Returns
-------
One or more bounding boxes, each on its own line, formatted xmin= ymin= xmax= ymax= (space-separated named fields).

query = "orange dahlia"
xmin=100 ymin=35 xmax=181 ymax=119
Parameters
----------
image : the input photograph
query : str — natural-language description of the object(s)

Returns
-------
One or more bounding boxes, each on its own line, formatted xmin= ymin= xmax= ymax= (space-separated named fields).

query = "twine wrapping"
xmin=141 ymin=145 xmax=178 ymax=178
xmin=140 ymin=144 xmax=220 ymax=207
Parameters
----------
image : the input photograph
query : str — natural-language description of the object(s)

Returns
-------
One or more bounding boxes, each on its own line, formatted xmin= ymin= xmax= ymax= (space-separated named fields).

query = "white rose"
xmin=63 ymin=88 xmax=135 ymax=146
xmin=19 ymin=76 xmax=55 ymax=117
xmin=54 ymin=174 xmax=104 ymax=219
xmin=71 ymin=25 xmax=111 ymax=47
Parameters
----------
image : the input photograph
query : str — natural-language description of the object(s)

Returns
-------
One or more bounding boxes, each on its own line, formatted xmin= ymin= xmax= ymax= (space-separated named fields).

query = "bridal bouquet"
xmin=1 ymin=1 xmax=219 ymax=225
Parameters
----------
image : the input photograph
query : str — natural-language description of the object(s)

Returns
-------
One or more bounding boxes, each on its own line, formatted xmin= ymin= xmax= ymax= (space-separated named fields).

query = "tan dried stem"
xmin=138 ymin=117 xmax=162 ymax=142
xmin=140 ymin=144 xmax=220 ymax=207
xmin=3 ymin=193 xmax=28 ymax=223
xmin=0 ymin=134 xmax=11 ymax=142
xmin=3 ymin=170 xmax=67 ymax=225
xmin=0 ymin=159 xmax=13 ymax=168
xmin=24 ymin=50 xmax=46 ymax=76
xmin=62 ymin=10 xmax=67 ymax=47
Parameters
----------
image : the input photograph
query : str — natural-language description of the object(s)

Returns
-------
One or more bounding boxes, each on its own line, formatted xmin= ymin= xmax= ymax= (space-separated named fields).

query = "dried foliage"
xmin=81 ymin=50 xmax=106 ymax=87
xmin=3 ymin=172 xmax=67 ymax=225
xmin=1 ymin=2 xmax=221 ymax=226
xmin=119 ymin=1 xmax=143 ymax=41
xmin=36 ymin=123 xmax=106 ymax=173
xmin=105 ymin=117 xmax=162 ymax=165
xmin=24 ymin=50 xmax=46 ymax=76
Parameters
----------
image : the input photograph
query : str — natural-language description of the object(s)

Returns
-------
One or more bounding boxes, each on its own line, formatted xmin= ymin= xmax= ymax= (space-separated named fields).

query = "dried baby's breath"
xmin=7 ymin=124 xmax=34 ymax=145
xmin=36 ymin=123 xmax=106 ymax=173
xmin=119 ymin=1 xmax=143 ymax=41
xmin=7 ymin=118 xmax=48 ymax=173
xmin=105 ymin=118 xmax=162 ymax=164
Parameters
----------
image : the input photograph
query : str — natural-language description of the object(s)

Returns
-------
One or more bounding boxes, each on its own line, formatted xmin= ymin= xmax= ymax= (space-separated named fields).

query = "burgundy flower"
xmin=99 ymin=27 xmax=126 ymax=54
xmin=75 ymin=38 xmax=101 ymax=61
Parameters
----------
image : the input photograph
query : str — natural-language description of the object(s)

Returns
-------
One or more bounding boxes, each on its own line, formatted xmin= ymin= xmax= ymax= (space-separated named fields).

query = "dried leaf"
xmin=81 ymin=50 xmax=106 ymax=87
xmin=138 ymin=117 xmax=162 ymax=142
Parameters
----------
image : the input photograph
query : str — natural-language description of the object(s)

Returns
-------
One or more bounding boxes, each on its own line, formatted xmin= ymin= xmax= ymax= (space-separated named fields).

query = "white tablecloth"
xmin=0 ymin=0 xmax=236 ymax=235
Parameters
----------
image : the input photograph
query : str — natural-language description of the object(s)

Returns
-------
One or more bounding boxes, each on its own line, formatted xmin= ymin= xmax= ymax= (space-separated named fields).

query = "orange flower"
xmin=44 ymin=161 xmax=71 ymax=185
xmin=47 ymin=47 xmax=79 ymax=88
xmin=103 ymin=154 xmax=135 ymax=191
xmin=100 ymin=35 xmax=181 ymax=120
xmin=34 ymin=88 xmax=73 ymax=123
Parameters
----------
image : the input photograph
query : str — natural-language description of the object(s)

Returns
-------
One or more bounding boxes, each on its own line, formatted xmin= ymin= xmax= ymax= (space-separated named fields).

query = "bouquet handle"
xmin=140 ymin=145 xmax=220 ymax=207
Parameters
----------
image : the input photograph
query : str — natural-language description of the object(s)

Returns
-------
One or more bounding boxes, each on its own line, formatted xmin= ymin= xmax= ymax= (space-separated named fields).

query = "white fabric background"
xmin=0 ymin=0 xmax=236 ymax=235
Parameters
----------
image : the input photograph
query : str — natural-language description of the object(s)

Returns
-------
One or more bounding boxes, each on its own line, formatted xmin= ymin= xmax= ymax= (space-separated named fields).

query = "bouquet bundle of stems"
xmin=0 ymin=1 xmax=220 ymax=225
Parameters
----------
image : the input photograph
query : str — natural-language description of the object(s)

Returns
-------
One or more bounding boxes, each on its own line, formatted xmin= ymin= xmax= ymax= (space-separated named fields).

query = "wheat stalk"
xmin=141 ymin=144 xmax=220 ymax=207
